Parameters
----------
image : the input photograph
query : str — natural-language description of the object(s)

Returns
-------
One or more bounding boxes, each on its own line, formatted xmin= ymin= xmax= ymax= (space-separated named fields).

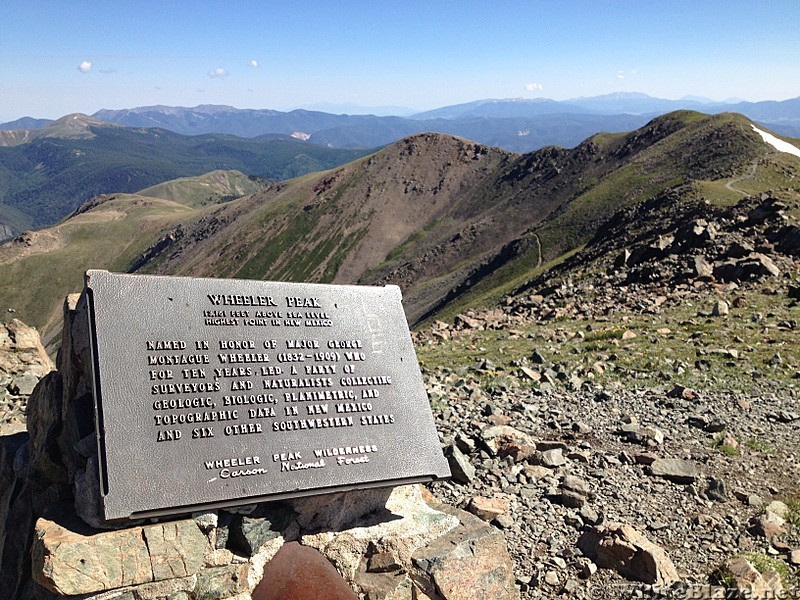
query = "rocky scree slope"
xmin=0 ymin=320 xmax=53 ymax=435
xmin=416 ymin=189 xmax=800 ymax=597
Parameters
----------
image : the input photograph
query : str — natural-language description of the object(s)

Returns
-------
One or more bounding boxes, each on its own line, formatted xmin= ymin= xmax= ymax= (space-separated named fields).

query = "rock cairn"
xmin=0 ymin=296 xmax=517 ymax=600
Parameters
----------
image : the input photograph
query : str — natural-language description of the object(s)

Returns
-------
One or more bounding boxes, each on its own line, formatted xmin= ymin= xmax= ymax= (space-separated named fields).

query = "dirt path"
xmin=725 ymin=161 xmax=757 ymax=195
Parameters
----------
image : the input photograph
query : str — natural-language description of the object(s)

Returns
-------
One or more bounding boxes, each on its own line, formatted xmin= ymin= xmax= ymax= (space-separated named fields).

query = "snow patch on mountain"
xmin=751 ymin=124 xmax=800 ymax=158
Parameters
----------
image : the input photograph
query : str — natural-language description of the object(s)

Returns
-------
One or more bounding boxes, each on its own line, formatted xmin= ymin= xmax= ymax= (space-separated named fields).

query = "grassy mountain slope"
xmin=136 ymin=170 xmax=268 ymax=207
xmin=435 ymin=112 xmax=793 ymax=315
xmin=0 ymin=193 xmax=197 ymax=344
xmin=2 ymin=111 xmax=797 ymax=348
xmin=123 ymin=135 xmax=503 ymax=282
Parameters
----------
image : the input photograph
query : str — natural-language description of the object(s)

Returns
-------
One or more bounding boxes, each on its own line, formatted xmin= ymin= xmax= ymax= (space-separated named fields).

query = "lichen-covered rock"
xmin=0 ymin=319 xmax=54 ymax=378
xmin=0 ymin=319 xmax=55 ymax=436
xmin=195 ymin=563 xmax=251 ymax=600
xmin=412 ymin=504 xmax=519 ymax=599
xmin=144 ymin=519 xmax=209 ymax=581
xmin=32 ymin=517 xmax=154 ymax=594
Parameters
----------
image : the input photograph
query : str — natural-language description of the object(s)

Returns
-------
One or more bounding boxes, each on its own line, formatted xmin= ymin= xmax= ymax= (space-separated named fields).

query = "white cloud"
xmin=616 ymin=70 xmax=625 ymax=80
xmin=525 ymin=82 xmax=543 ymax=92
xmin=78 ymin=60 xmax=93 ymax=73
xmin=249 ymin=60 xmax=259 ymax=68
xmin=208 ymin=67 xmax=229 ymax=78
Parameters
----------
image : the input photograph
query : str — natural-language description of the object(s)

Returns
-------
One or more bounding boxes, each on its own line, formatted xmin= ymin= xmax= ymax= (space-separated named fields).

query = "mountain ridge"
xmin=2 ymin=110 xmax=797 ymax=347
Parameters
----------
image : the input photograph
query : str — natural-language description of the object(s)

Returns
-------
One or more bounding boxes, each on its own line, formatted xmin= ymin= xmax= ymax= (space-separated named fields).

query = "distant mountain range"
xmin=3 ymin=93 xmax=799 ymax=152
xmin=0 ymin=114 xmax=373 ymax=236
xmin=2 ymin=93 xmax=800 ymax=241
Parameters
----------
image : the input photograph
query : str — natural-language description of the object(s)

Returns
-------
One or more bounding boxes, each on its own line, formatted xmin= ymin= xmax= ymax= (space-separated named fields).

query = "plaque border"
xmin=84 ymin=270 xmax=450 ymax=522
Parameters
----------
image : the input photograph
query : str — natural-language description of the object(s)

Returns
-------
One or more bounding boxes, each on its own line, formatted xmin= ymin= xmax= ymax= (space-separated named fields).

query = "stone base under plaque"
xmin=0 ymin=296 xmax=519 ymax=599
xmin=25 ymin=484 xmax=519 ymax=599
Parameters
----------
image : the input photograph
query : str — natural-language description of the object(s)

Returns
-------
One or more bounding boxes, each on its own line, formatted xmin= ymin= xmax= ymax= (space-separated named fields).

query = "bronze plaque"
xmin=84 ymin=270 xmax=449 ymax=522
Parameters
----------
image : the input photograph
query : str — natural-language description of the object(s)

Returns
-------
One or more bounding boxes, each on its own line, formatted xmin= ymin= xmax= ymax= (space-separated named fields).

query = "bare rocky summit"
xmin=1 ymin=194 xmax=797 ymax=598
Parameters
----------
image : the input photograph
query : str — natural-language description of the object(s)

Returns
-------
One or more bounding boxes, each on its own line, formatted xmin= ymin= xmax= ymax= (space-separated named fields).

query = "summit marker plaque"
xmin=84 ymin=270 xmax=450 ymax=522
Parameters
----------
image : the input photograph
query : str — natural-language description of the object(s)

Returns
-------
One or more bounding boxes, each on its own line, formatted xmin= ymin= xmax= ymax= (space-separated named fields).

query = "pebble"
xmin=543 ymin=571 xmax=560 ymax=586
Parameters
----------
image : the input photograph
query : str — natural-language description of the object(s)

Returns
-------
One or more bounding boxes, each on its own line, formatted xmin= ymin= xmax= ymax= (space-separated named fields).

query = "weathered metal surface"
xmin=84 ymin=270 xmax=449 ymax=522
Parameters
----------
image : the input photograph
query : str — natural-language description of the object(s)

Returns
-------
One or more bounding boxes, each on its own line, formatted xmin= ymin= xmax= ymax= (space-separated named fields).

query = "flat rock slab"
xmin=648 ymin=458 xmax=699 ymax=484
xmin=31 ymin=516 xmax=207 ymax=595
xmin=302 ymin=485 xmax=460 ymax=582
xmin=412 ymin=503 xmax=519 ymax=599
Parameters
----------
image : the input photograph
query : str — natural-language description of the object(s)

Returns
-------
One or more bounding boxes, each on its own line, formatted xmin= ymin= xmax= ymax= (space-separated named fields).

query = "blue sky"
xmin=2 ymin=1 xmax=799 ymax=122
